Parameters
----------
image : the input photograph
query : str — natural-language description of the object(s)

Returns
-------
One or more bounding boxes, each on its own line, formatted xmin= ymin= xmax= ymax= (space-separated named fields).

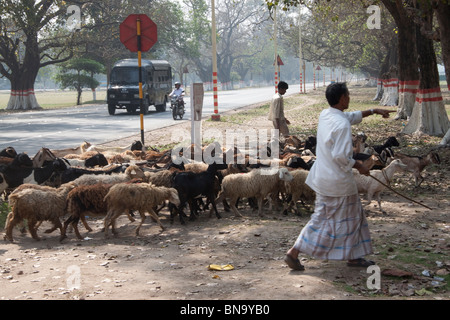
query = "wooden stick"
xmin=368 ymin=174 xmax=432 ymax=210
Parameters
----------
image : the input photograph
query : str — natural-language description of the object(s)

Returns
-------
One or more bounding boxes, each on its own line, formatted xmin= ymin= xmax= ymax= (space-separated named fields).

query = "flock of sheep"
xmin=0 ymin=132 xmax=441 ymax=243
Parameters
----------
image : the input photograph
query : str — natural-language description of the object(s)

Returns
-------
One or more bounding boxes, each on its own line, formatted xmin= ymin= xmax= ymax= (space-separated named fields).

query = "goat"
xmin=50 ymin=141 xmax=91 ymax=158
xmin=353 ymin=159 xmax=407 ymax=213
xmin=63 ymin=153 xmax=108 ymax=168
xmin=170 ymin=162 xmax=228 ymax=224
xmin=366 ymin=136 xmax=400 ymax=155
xmin=394 ymin=151 xmax=440 ymax=187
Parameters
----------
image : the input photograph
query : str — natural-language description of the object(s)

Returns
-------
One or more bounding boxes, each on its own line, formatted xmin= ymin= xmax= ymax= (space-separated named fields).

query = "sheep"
xmin=169 ymin=162 xmax=228 ymax=224
xmin=353 ymin=159 xmax=407 ymax=213
xmin=282 ymin=169 xmax=316 ymax=215
xmin=4 ymin=183 xmax=75 ymax=241
xmin=394 ymin=150 xmax=440 ymax=187
xmin=61 ymin=183 xmax=120 ymax=240
xmin=48 ymin=163 xmax=126 ymax=186
xmin=214 ymin=167 xmax=294 ymax=218
xmin=70 ymin=164 xmax=145 ymax=186
xmin=103 ymin=183 xmax=180 ymax=237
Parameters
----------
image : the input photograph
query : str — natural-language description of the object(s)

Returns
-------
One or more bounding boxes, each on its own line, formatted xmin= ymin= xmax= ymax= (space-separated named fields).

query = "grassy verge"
xmin=0 ymin=89 xmax=106 ymax=111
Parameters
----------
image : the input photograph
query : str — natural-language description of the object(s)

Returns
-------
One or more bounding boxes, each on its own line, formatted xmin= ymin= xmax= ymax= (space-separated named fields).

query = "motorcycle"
xmin=170 ymin=94 xmax=185 ymax=120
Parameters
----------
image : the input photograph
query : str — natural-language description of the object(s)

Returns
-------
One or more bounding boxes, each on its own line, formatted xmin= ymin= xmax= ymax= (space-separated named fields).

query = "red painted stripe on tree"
xmin=415 ymin=87 xmax=443 ymax=103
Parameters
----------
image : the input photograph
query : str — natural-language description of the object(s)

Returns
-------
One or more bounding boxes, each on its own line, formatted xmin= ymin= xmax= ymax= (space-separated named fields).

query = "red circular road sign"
xmin=120 ymin=14 xmax=157 ymax=52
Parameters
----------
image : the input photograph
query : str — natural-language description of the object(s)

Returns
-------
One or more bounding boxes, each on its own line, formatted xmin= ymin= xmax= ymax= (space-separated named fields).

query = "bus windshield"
xmin=110 ymin=67 xmax=145 ymax=86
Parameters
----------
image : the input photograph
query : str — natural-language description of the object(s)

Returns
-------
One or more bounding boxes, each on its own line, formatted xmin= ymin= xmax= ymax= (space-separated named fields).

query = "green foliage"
xmin=54 ymin=58 xmax=104 ymax=105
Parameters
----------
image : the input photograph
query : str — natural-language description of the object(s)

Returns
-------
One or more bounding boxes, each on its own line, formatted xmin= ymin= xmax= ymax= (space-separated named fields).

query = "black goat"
xmin=371 ymin=136 xmax=399 ymax=154
xmin=169 ymin=162 xmax=228 ymax=224
xmin=0 ymin=153 xmax=67 ymax=190
xmin=0 ymin=146 xmax=17 ymax=158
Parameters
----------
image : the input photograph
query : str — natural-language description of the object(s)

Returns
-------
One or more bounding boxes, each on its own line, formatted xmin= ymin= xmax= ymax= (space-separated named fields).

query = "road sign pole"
xmin=136 ymin=18 xmax=145 ymax=145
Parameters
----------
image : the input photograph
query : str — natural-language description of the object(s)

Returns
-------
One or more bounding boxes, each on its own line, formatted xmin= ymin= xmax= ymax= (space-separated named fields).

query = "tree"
xmin=0 ymin=0 xmax=79 ymax=110
xmin=402 ymin=0 xmax=449 ymax=136
xmin=55 ymin=58 xmax=103 ymax=105
xmin=266 ymin=0 xmax=449 ymax=137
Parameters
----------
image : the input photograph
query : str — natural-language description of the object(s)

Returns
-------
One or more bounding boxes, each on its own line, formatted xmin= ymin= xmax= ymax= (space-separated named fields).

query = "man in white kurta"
xmin=284 ymin=82 xmax=395 ymax=270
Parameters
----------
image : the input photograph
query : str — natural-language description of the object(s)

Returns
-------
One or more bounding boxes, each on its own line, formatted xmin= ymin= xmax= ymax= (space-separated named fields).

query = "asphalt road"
xmin=1 ymin=84 xmax=310 ymax=155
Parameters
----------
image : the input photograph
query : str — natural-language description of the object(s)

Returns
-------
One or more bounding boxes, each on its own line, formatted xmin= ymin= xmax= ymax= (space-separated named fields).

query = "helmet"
xmin=174 ymin=81 xmax=181 ymax=86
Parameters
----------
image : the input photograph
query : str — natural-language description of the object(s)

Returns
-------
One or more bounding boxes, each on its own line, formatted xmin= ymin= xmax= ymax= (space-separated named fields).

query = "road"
xmin=0 ymin=83 xmax=314 ymax=155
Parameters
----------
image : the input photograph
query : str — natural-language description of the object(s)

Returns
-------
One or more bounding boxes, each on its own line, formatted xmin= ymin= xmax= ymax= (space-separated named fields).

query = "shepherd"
xmin=284 ymin=82 xmax=395 ymax=270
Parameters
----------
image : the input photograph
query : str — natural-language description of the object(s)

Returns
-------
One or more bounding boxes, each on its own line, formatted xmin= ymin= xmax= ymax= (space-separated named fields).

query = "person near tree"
xmin=284 ymin=82 xmax=395 ymax=270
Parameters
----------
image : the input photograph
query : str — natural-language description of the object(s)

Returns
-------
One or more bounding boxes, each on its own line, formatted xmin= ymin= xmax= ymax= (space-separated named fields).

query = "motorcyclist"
xmin=169 ymin=81 xmax=185 ymax=99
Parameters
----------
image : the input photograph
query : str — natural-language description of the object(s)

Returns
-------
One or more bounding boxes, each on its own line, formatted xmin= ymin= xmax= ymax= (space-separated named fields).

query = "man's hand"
xmin=375 ymin=109 xmax=396 ymax=118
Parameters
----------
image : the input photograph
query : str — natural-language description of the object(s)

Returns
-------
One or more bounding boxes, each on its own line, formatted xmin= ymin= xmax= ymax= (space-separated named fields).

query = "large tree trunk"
xmin=6 ymin=33 xmax=41 ymax=110
xmin=381 ymin=0 xmax=419 ymax=118
xmin=379 ymin=37 xmax=398 ymax=107
xmin=433 ymin=0 xmax=450 ymax=91
xmin=396 ymin=19 xmax=420 ymax=119
xmin=402 ymin=2 xmax=449 ymax=137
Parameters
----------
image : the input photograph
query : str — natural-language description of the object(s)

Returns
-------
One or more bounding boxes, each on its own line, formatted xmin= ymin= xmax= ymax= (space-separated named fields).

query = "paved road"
xmin=0 ymin=83 xmax=314 ymax=155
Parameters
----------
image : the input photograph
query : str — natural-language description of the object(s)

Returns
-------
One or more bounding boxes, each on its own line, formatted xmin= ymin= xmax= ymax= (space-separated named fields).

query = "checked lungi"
xmin=293 ymin=193 xmax=373 ymax=260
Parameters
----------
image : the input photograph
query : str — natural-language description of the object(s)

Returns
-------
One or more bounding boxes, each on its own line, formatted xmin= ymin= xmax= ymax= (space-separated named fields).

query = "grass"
xmin=0 ymin=89 xmax=106 ymax=110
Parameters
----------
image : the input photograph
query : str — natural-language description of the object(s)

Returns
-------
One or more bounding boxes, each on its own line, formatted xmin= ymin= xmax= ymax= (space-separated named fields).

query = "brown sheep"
xmin=103 ymin=183 xmax=180 ymax=237
xmin=4 ymin=183 xmax=75 ymax=241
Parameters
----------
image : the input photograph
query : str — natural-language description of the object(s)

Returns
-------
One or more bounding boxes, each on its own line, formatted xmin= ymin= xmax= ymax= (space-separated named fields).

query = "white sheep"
xmin=103 ymin=183 xmax=180 ymax=237
xmin=71 ymin=165 xmax=145 ymax=186
xmin=283 ymin=169 xmax=316 ymax=215
xmin=4 ymin=183 xmax=75 ymax=241
xmin=353 ymin=159 xmax=407 ymax=213
xmin=215 ymin=167 xmax=293 ymax=217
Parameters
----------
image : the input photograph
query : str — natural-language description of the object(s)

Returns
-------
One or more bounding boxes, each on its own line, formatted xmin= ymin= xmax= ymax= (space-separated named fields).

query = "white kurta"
xmin=305 ymin=107 xmax=362 ymax=197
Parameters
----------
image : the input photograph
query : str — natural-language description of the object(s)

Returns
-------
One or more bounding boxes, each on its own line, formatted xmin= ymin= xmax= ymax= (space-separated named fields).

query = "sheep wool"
xmin=283 ymin=169 xmax=316 ymax=215
xmin=215 ymin=167 xmax=293 ymax=217
xmin=103 ymin=183 xmax=180 ymax=237
xmin=71 ymin=164 xmax=145 ymax=186
xmin=4 ymin=183 xmax=75 ymax=241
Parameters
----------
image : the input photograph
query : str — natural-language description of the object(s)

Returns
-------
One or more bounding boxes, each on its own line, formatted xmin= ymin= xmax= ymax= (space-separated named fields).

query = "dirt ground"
xmin=1 ymin=86 xmax=449 ymax=302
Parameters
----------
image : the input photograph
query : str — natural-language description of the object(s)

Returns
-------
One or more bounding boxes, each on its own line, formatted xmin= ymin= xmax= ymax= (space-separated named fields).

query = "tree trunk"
xmin=6 ymin=35 xmax=41 ymax=110
xmin=396 ymin=19 xmax=420 ymax=119
xmin=379 ymin=37 xmax=398 ymax=106
xmin=402 ymin=2 xmax=449 ymax=137
xmin=381 ymin=0 xmax=420 ymax=119
xmin=433 ymin=0 xmax=450 ymax=91
xmin=77 ymin=88 xmax=82 ymax=106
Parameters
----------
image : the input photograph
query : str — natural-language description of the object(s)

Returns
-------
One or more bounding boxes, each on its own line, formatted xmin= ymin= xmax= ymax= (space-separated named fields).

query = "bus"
xmin=107 ymin=59 xmax=172 ymax=115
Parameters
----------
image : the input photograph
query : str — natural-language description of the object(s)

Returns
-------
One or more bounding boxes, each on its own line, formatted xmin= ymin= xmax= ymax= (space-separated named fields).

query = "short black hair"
xmin=325 ymin=82 xmax=349 ymax=106
xmin=278 ymin=81 xmax=288 ymax=90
